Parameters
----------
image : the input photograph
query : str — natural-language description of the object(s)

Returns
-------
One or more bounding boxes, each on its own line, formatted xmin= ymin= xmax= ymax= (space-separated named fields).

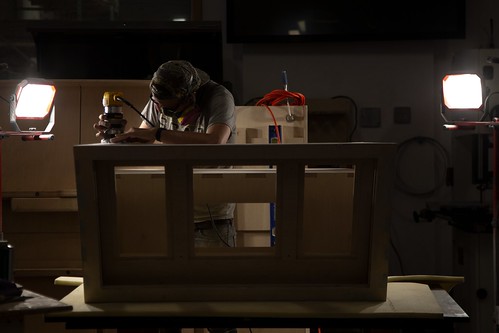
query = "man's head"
xmin=150 ymin=60 xmax=202 ymax=101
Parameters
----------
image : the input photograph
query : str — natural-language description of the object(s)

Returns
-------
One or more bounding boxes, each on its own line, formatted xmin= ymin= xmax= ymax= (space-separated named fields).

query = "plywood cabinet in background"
xmin=0 ymin=80 xmax=150 ymax=193
xmin=0 ymin=80 xmax=150 ymax=298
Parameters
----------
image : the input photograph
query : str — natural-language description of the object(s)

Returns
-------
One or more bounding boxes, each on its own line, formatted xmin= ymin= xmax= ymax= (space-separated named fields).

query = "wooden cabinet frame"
xmin=74 ymin=143 xmax=396 ymax=303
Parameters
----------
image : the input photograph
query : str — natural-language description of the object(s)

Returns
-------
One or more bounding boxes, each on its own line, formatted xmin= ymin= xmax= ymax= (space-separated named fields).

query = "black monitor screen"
xmin=227 ymin=0 xmax=465 ymax=43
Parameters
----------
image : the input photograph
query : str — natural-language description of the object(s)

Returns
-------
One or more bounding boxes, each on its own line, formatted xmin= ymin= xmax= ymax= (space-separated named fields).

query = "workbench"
xmin=0 ymin=289 xmax=71 ymax=333
xmin=45 ymin=282 xmax=468 ymax=332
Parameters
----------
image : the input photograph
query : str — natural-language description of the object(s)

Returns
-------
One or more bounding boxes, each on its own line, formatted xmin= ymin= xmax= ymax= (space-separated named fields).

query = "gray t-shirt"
xmin=142 ymin=80 xmax=236 ymax=143
xmin=142 ymin=80 xmax=236 ymax=222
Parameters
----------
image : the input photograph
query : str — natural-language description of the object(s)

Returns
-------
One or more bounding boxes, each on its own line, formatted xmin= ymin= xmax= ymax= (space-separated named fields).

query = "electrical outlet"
xmin=360 ymin=107 xmax=381 ymax=128
xmin=394 ymin=106 xmax=411 ymax=124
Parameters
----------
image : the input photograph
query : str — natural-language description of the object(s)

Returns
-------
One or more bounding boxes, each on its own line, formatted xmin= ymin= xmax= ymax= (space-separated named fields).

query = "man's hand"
xmin=94 ymin=113 xmax=127 ymax=141
xmin=110 ymin=127 xmax=156 ymax=144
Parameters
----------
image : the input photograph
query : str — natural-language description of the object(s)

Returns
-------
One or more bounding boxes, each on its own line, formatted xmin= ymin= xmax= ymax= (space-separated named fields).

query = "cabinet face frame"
xmin=74 ymin=143 xmax=396 ymax=303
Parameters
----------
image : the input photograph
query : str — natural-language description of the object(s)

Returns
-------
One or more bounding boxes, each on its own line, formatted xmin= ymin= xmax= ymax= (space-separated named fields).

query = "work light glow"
xmin=442 ymin=74 xmax=483 ymax=110
xmin=14 ymin=81 xmax=56 ymax=119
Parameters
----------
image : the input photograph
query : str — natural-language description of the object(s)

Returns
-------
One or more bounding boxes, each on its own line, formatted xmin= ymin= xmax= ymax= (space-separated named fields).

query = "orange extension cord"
xmin=256 ymin=89 xmax=306 ymax=144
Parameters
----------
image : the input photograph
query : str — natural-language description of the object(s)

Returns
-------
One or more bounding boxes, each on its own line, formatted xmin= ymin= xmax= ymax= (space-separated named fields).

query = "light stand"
xmin=441 ymin=72 xmax=499 ymax=330
xmin=0 ymin=78 xmax=56 ymax=281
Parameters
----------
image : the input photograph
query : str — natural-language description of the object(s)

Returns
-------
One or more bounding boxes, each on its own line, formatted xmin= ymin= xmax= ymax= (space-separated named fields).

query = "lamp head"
xmin=9 ymin=78 xmax=56 ymax=134
xmin=441 ymin=73 xmax=484 ymax=123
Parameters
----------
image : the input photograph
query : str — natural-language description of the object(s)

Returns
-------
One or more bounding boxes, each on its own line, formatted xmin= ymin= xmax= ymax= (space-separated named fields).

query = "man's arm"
xmin=111 ymin=123 xmax=231 ymax=144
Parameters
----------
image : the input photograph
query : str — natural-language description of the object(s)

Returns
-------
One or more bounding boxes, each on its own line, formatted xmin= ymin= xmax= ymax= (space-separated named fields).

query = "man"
xmin=94 ymin=60 xmax=237 ymax=249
